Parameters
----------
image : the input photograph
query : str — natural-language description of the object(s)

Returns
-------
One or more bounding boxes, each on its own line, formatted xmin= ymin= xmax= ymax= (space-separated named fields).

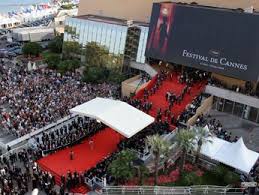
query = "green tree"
xmin=43 ymin=52 xmax=61 ymax=69
xmin=108 ymin=149 xmax=137 ymax=184
xmin=107 ymin=69 xmax=127 ymax=84
xmin=138 ymin=164 xmax=149 ymax=185
xmin=194 ymin=126 xmax=212 ymax=165
xmin=62 ymin=41 xmax=81 ymax=59
xmin=48 ymin=35 xmax=63 ymax=53
xmin=83 ymin=42 xmax=109 ymax=67
xmin=212 ymin=165 xmax=239 ymax=185
xmin=82 ymin=66 xmax=108 ymax=83
xmin=57 ymin=59 xmax=81 ymax=74
xmin=175 ymin=129 xmax=195 ymax=175
xmin=22 ymin=42 xmax=42 ymax=57
xmin=67 ymin=59 xmax=81 ymax=72
xmin=146 ymin=134 xmax=170 ymax=185
xmin=57 ymin=60 xmax=69 ymax=75
xmin=181 ymin=172 xmax=202 ymax=186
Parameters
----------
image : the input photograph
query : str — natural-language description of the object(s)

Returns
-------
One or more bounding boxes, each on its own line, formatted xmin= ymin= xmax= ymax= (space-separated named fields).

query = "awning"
xmin=70 ymin=97 xmax=155 ymax=138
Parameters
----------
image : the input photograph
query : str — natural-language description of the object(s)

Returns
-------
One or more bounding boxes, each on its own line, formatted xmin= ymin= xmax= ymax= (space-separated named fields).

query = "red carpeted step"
xmin=135 ymin=74 xmax=206 ymax=125
xmin=71 ymin=184 xmax=90 ymax=194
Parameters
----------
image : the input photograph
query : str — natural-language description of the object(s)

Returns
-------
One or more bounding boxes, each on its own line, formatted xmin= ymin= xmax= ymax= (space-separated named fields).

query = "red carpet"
xmin=37 ymin=72 xmax=205 ymax=194
xmin=38 ymin=128 xmax=123 ymax=194
xmin=137 ymin=74 xmax=205 ymax=122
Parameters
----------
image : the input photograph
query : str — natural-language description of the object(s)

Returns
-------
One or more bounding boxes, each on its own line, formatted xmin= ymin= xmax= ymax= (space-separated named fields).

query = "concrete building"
xmin=78 ymin=0 xmax=258 ymax=22
xmin=52 ymin=8 xmax=78 ymax=34
xmin=12 ymin=27 xmax=55 ymax=42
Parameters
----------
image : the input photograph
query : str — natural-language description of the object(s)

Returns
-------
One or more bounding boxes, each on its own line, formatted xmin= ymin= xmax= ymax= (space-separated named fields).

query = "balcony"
xmin=205 ymin=85 xmax=259 ymax=108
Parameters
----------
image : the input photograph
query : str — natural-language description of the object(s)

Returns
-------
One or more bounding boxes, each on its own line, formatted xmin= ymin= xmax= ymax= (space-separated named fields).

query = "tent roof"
xmin=198 ymin=131 xmax=259 ymax=173
xmin=213 ymin=138 xmax=259 ymax=174
xmin=70 ymin=97 xmax=155 ymax=138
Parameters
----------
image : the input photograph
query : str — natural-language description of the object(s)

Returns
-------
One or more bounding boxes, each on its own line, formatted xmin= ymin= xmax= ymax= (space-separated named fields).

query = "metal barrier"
xmin=102 ymin=185 xmax=244 ymax=195
xmin=4 ymin=114 xmax=78 ymax=149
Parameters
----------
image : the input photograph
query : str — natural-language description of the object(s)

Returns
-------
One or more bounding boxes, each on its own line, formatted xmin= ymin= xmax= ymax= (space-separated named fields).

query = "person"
xmin=70 ymin=150 xmax=74 ymax=160
xmin=89 ymin=139 xmax=94 ymax=150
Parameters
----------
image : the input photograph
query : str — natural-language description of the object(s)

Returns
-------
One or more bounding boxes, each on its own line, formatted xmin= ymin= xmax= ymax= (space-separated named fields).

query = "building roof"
xmin=12 ymin=27 xmax=54 ymax=34
xmin=74 ymin=14 xmax=149 ymax=27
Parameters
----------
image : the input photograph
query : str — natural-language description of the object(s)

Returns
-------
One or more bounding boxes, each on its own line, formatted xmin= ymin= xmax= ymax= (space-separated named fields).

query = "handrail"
xmin=102 ymin=185 xmax=245 ymax=194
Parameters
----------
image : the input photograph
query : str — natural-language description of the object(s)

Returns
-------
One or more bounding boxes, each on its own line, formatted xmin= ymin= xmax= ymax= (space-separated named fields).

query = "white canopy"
xmin=197 ymin=129 xmax=259 ymax=174
xmin=213 ymin=138 xmax=259 ymax=174
xmin=70 ymin=97 xmax=155 ymax=138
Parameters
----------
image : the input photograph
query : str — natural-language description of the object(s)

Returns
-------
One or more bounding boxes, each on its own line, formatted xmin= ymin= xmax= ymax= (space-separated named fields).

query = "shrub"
xmin=181 ymin=172 xmax=202 ymax=186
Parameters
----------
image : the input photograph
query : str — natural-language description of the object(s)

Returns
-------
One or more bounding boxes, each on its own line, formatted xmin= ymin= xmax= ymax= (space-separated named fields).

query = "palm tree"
xmin=194 ymin=126 xmax=212 ymax=165
xmin=175 ymin=129 xmax=195 ymax=175
xmin=146 ymin=134 xmax=170 ymax=185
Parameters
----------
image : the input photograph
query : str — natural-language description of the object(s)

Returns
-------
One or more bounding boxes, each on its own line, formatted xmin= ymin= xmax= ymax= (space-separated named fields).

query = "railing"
xmin=4 ymin=114 xmax=78 ymax=149
xmin=102 ymin=185 xmax=244 ymax=194
xmin=205 ymin=85 xmax=259 ymax=108
xmin=130 ymin=62 xmax=158 ymax=77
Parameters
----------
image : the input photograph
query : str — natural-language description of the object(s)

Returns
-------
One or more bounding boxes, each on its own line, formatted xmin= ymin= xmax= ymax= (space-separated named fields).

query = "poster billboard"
xmin=146 ymin=3 xmax=259 ymax=81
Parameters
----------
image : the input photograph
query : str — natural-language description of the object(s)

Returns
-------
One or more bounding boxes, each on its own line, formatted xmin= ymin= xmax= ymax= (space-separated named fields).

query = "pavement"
xmin=209 ymin=109 xmax=259 ymax=152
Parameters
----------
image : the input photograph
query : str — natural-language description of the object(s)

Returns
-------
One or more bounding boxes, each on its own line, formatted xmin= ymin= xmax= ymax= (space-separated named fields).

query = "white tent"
xmin=70 ymin=97 xmax=155 ymax=138
xmin=213 ymin=138 xmax=259 ymax=174
xmin=199 ymin=136 xmax=229 ymax=158
xmin=197 ymin=132 xmax=259 ymax=173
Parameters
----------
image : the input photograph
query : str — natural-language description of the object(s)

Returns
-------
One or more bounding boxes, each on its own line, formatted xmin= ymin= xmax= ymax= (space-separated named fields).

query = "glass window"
xmin=83 ymin=20 xmax=89 ymax=45
xmin=78 ymin=20 xmax=84 ymax=44
xmin=136 ymin=27 xmax=145 ymax=63
xmin=248 ymin=107 xmax=258 ymax=122
xmin=96 ymin=23 xmax=102 ymax=44
xmin=87 ymin=21 xmax=93 ymax=43
xmin=223 ymin=100 xmax=234 ymax=114
xmin=233 ymin=102 xmax=244 ymax=118
xmin=119 ymin=28 xmax=127 ymax=54
xmin=109 ymin=25 xmax=117 ymax=53
xmin=105 ymin=25 xmax=112 ymax=51
xmin=92 ymin=22 xmax=97 ymax=42
xmin=113 ymin=27 xmax=121 ymax=55
xmin=141 ymin=27 xmax=149 ymax=63
xmin=100 ymin=23 xmax=107 ymax=46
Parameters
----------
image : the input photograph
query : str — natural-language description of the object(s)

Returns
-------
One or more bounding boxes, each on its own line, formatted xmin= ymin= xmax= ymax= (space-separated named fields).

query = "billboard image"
xmin=146 ymin=3 xmax=259 ymax=81
xmin=146 ymin=3 xmax=176 ymax=56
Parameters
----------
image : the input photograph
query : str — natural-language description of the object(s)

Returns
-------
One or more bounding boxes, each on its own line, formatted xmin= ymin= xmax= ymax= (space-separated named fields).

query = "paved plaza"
xmin=209 ymin=110 xmax=259 ymax=152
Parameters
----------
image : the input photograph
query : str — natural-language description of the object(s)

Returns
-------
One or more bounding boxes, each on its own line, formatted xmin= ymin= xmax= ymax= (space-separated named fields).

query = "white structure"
xmin=0 ymin=6 xmax=58 ymax=29
xmin=12 ymin=27 xmax=55 ymax=42
xmin=196 ymin=127 xmax=259 ymax=174
xmin=0 ymin=15 xmax=21 ymax=29
xmin=70 ymin=97 xmax=155 ymax=138
xmin=52 ymin=8 xmax=78 ymax=34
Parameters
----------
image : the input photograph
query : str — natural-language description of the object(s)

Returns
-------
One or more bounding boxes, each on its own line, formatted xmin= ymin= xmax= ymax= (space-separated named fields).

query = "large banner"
xmin=146 ymin=3 xmax=259 ymax=81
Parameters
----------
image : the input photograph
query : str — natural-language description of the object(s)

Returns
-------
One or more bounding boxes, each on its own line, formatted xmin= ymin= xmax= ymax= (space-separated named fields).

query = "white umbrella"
xmin=27 ymin=61 xmax=32 ymax=71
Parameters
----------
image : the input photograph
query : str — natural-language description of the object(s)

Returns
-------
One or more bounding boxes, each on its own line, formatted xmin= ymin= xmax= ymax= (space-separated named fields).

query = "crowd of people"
xmin=176 ymin=94 xmax=203 ymax=126
xmin=0 ymin=147 xmax=61 ymax=194
xmin=208 ymin=77 xmax=257 ymax=97
xmin=2 ymin=57 xmax=257 ymax=195
xmin=195 ymin=114 xmax=239 ymax=142
xmin=0 ymin=59 xmax=119 ymax=137
xmin=33 ymin=116 xmax=104 ymax=156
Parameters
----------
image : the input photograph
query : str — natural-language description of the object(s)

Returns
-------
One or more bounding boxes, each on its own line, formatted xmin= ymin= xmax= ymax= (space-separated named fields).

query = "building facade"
xmin=12 ymin=27 xmax=55 ymax=42
xmin=64 ymin=15 xmax=149 ymax=63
